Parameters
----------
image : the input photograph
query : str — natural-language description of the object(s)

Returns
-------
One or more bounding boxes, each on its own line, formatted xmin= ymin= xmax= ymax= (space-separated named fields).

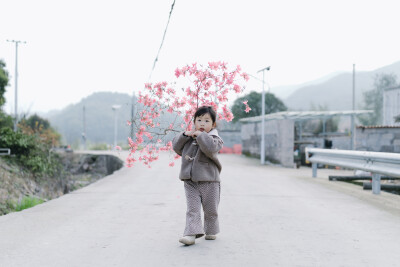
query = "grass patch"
xmin=14 ymin=196 xmax=45 ymax=212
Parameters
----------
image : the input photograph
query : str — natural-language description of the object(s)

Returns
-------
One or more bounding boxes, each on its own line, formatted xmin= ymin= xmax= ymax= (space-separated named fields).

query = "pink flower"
xmin=169 ymin=162 xmax=175 ymax=167
xmin=115 ymin=145 xmax=122 ymax=150
xmin=126 ymin=61 xmax=249 ymax=168
xmin=175 ymin=68 xmax=182 ymax=78
xmin=126 ymin=156 xmax=136 ymax=167
xmin=234 ymin=84 xmax=241 ymax=93
xmin=243 ymin=100 xmax=251 ymax=113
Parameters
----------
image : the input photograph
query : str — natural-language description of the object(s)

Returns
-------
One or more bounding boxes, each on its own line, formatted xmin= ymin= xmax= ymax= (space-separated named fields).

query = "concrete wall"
xmin=300 ymin=127 xmax=400 ymax=153
xmin=240 ymin=118 xmax=400 ymax=168
xmin=241 ymin=119 xmax=294 ymax=167
xmin=217 ymin=121 xmax=241 ymax=148
xmin=218 ymin=130 xmax=241 ymax=148
xmin=356 ymin=127 xmax=400 ymax=152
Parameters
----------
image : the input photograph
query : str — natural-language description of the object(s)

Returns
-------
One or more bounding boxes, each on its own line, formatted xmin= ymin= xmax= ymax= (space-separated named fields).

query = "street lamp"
xmin=6 ymin=39 xmax=26 ymax=131
xmin=82 ymin=105 xmax=87 ymax=150
xmin=257 ymin=66 xmax=270 ymax=165
xmin=351 ymin=64 xmax=356 ymax=150
xmin=112 ymin=105 xmax=121 ymax=150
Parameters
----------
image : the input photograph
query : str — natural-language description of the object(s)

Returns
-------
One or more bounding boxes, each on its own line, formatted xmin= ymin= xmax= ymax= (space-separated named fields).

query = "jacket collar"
xmin=208 ymin=128 xmax=220 ymax=138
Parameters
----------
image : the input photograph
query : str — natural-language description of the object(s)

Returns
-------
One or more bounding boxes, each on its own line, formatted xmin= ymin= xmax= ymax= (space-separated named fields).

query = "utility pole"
xmin=351 ymin=64 xmax=356 ymax=150
xmin=112 ymin=105 xmax=121 ymax=150
xmin=257 ymin=66 xmax=270 ymax=165
xmin=6 ymin=39 xmax=26 ymax=131
xmin=130 ymin=93 xmax=136 ymax=139
xmin=82 ymin=105 xmax=87 ymax=150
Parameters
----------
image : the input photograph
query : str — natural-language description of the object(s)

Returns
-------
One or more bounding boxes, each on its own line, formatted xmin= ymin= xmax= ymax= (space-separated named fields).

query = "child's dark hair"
xmin=194 ymin=106 xmax=217 ymax=124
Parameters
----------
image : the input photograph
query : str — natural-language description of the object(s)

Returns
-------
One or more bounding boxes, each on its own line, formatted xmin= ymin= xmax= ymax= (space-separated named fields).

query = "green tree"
xmin=312 ymin=104 xmax=338 ymax=134
xmin=300 ymin=104 xmax=339 ymax=135
xmin=395 ymin=114 xmax=400 ymax=123
xmin=0 ymin=112 xmax=13 ymax=129
xmin=231 ymin=91 xmax=287 ymax=122
xmin=359 ymin=73 xmax=398 ymax=126
xmin=19 ymin=114 xmax=61 ymax=147
xmin=0 ymin=59 xmax=9 ymax=108
xmin=20 ymin=114 xmax=51 ymax=130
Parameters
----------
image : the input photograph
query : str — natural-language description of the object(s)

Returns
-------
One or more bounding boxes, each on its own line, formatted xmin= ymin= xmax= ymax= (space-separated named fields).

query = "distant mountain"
xmin=284 ymin=60 xmax=400 ymax=110
xmin=44 ymin=91 xmax=182 ymax=147
xmin=272 ymin=72 xmax=343 ymax=99
xmin=45 ymin=92 xmax=135 ymax=146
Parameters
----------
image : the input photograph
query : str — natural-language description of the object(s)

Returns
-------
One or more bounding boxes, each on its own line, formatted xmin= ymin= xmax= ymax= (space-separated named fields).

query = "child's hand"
xmin=192 ymin=131 xmax=202 ymax=137
xmin=184 ymin=130 xmax=195 ymax=137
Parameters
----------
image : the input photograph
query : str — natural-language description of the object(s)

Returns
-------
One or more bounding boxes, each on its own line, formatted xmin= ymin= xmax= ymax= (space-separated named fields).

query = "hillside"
xmin=45 ymin=92 xmax=135 ymax=146
xmin=284 ymin=60 xmax=400 ymax=110
xmin=45 ymin=91 xmax=181 ymax=147
xmin=272 ymin=71 xmax=344 ymax=99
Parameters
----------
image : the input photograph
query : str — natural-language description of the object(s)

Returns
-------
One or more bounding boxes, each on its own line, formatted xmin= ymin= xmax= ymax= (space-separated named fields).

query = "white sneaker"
xmin=205 ymin=235 xmax=217 ymax=240
xmin=179 ymin=235 xmax=196 ymax=245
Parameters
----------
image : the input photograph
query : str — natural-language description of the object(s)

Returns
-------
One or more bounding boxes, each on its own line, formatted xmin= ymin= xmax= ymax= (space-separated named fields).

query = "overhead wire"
xmin=148 ymin=0 xmax=176 ymax=81
xmin=248 ymin=73 xmax=271 ymax=92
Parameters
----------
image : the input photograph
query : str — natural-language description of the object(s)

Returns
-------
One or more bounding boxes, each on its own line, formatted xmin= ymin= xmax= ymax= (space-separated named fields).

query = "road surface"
xmin=1 ymin=152 xmax=399 ymax=266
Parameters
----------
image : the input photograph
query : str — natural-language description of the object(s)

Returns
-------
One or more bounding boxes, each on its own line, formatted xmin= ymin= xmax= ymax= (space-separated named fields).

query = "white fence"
xmin=305 ymin=148 xmax=400 ymax=194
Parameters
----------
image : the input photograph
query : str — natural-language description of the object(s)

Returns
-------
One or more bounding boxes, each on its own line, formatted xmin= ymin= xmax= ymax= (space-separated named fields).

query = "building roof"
xmin=239 ymin=110 xmax=373 ymax=123
xmin=384 ymin=86 xmax=400 ymax=92
xmin=357 ymin=125 xmax=400 ymax=129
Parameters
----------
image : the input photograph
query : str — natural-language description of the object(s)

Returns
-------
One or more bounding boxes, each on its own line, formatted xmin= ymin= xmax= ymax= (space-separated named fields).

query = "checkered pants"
xmin=183 ymin=180 xmax=221 ymax=238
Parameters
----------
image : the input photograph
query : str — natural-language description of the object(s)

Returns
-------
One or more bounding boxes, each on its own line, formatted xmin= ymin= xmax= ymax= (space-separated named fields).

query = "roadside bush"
xmin=0 ymin=127 xmax=62 ymax=177
xmin=0 ymin=127 xmax=36 ymax=155
xmin=0 ymin=112 xmax=13 ymax=129
xmin=89 ymin=143 xmax=110 ymax=150
xmin=19 ymin=114 xmax=61 ymax=147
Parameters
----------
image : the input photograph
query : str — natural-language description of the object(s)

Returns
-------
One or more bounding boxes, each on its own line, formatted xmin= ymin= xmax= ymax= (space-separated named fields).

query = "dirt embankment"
xmin=0 ymin=152 xmax=123 ymax=215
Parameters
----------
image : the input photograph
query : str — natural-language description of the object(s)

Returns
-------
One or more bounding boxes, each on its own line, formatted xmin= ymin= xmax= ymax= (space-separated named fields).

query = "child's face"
xmin=194 ymin=113 xmax=215 ymax=133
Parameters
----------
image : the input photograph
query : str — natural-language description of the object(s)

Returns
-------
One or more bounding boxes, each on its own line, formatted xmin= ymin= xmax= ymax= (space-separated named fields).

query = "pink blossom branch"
xmin=125 ymin=61 xmax=249 ymax=168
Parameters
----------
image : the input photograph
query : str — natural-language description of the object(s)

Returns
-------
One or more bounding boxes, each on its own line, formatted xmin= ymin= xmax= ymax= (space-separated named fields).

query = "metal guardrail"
xmin=305 ymin=147 xmax=400 ymax=195
xmin=0 ymin=148 xmax=11 ymax=156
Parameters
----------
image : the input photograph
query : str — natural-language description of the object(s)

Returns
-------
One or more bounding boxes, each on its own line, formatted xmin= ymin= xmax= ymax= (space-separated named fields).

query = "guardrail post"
xmin=372 ymin=173 xmax=381 ymax=195
xmin=312 ymin=163 xmax=317 ymax=178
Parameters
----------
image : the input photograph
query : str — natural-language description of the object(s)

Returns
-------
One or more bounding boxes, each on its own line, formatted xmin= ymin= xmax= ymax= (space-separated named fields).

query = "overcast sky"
xmin=1 ymin=0 xmax=400 ymax=114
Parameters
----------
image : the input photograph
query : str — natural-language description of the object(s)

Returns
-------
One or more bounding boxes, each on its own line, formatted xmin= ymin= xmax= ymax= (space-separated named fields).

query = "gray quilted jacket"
xmin=172 ymin=129 xmax=223 ymax=182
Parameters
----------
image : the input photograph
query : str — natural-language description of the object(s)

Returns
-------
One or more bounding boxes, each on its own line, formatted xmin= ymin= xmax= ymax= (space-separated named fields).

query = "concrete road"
xmin=1 ymin=152 xmax=400 ymax=267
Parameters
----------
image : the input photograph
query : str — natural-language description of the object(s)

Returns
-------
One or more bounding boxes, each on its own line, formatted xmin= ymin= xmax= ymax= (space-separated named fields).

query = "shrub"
xmin=0 ymin=112 xmax=13 ymax=129
xmin=0 ymin=127 xmax=62 ymax=177
xmin=89 ymin=143 xmax=110 ymax=150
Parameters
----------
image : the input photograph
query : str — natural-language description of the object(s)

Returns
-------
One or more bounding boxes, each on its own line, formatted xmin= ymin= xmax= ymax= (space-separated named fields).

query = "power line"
xmin=148 ymin=0 xmax=176 ymax=81
xmin=248 ymin=73 xmax=271 ymax=92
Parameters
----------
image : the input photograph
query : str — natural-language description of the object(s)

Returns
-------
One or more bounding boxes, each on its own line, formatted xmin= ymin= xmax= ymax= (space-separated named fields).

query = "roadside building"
xmin=239 ymin=110 xmax=373 ymax=167
xmin=383 ymin=86 xmax=400 ymax=126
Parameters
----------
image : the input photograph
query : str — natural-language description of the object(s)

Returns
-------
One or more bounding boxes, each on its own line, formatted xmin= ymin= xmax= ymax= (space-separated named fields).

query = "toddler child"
xmin=172 ymin=106 xmax=223 ymax=246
